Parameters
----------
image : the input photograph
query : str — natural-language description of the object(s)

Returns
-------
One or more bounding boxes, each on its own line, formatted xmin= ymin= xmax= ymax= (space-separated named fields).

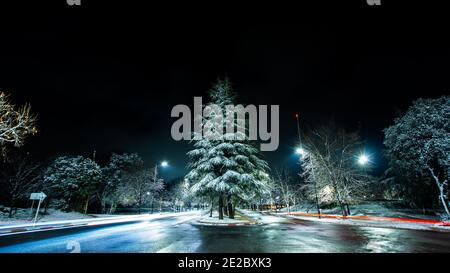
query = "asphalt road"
xmin=0 ymin=211 xmax=449 ymax=253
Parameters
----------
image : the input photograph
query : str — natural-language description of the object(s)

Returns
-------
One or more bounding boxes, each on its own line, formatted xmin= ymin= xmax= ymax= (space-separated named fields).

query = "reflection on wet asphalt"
xmin=0 ymin=211 xmax=449 ymax=253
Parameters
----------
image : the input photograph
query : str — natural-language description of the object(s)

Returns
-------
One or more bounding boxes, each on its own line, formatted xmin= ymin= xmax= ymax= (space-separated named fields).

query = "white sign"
xmin=30 ymin=192 xmax=47 ymax=224
xmin=30 ymin=192 xmax=47 ymax=200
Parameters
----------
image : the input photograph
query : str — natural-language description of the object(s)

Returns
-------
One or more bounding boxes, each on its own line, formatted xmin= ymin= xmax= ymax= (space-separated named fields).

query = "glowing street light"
xmin=153 ymin=160 xmax=169 ymax=214
xmin=358 ymin=154 xmax=369 ymax=166
xmin=296 ymin=147 xmax=307 ymax=157
xmin=154 ymin=161 xmax=169 ymax=183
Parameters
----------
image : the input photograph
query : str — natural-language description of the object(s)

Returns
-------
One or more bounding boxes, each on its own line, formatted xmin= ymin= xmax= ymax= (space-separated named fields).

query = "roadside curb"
xmin=193 ymin=219 xmax=261 ymax=227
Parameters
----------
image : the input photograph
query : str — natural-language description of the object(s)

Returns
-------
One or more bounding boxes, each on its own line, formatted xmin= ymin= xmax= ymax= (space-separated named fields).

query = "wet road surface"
xmin=0 ymin=211 xmax=449 ymax=253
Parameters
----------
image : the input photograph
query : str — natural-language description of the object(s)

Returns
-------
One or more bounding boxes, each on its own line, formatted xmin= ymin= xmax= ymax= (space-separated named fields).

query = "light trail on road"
xmin=0 ymin=210 xmax=449 ymax=253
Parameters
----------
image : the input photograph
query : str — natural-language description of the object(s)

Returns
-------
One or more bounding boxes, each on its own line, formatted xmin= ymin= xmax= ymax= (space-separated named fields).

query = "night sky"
xmin=0 ymin=2 xmax=448 ymax=180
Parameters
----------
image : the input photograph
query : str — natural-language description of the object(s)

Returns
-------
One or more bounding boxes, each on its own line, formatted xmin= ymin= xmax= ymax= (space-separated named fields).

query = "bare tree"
xmin=271 ymin=169 xmax=296 ymax=213
xmin=300 ymin=124 xmax=374 ymax=216
xmin=118 ymin=169 xmax=164 ymax=214
xmin=0 ymin=92 xmax=37 ymax=156
xmin=0 ymin=152 xmax=41 ymax=217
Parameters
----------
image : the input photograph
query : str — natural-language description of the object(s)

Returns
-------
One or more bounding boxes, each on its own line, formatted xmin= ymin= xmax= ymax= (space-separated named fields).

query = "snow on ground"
xmin=281 ymin=202 xmax=443 ymax=220
xmin=282 ymin=214 xmax=450 ymax=232
xmin=196 ymin=211 xmax=255 ymax=225
xmin=239 ymin=209 xmax=288 ymax=224
xmin=240 ymin=207 xmax=450 ymax=232
xmin=0 ymin=207 xmax=94 ymax=226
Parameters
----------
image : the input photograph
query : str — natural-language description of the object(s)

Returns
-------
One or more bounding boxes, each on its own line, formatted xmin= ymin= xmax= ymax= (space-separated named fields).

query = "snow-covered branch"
xmin=0 ymin=92 xmax=37 ymax=154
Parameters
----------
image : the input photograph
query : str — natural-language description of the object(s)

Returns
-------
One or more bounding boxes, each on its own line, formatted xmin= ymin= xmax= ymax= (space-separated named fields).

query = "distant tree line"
xmin=0 ymin=150 xmax=201 ymax=217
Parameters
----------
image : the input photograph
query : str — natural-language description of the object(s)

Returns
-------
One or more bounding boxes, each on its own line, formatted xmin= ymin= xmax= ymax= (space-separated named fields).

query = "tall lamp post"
xmin=154 ymin=161 xmax=168 ymax=213
xmin=154 ymin=161 xmax=168 ymax=182
xmin=295 ymin=113 xmax=321 ymax=218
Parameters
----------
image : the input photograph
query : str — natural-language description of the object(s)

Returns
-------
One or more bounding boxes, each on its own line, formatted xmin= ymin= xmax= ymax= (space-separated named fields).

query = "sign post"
xmin=30 ymin=199 xmax=35 ymax=213
xmin=30 ymin=192 xmax=47 ymax=224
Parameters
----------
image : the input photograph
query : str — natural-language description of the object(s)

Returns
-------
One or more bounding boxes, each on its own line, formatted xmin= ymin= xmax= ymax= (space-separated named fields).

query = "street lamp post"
xmin=153 ymin=161 xmax=168 ymax=214
xmin=295 ymin=113 xmax=321 ymax=218
xmin=153 ymin=161 xmax=168 ymax=184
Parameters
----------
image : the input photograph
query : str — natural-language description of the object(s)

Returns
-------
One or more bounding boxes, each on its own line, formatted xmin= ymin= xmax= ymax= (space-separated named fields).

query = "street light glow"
xmin=160 ymin=161 xmax=169 ymax=167
xmin=358 ymin=154 xmax=369 ymax=165
xmin=296 ymin=147 xmax=306 ymax=156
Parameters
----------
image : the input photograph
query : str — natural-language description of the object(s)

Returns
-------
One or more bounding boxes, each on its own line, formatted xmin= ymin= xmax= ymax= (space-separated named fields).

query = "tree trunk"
xmin=209 ymin=199 xmax=213 ymax=217
xmin=101 ymin=198 xmax=106 ymax=214
xmin=340 ymin=204 xmax=347 ymax=217
xmin=231 ymin=201 xmax=236 ymax=219
xmin=429 ymin=167 xmax=450 ymax=215
xmin=227 ymin=195 xmax=234 ymax=219
xmin=84 ymin=197 xmax=90 ymax=214
xmin=44 ymin=200 xmax=49 ymax=214
xmin=138 ymin=192 xmax=142 ymax=214
xmin=8 ymin=200 xmax=15 ymax=218
xmin=286 ymin=198 xmax=290 ymax=214
xmin=223 ymin=198 xmax=228 ymax=216
xmin=332 ymin=182 xmax=347 ymax=216
xmin=218 ymin=194 xmax=224 ymax=220
xmin=109 ymin=202 xmax=116 ymax=214
xmin=345 ymin=204 xmax=351 ymax=215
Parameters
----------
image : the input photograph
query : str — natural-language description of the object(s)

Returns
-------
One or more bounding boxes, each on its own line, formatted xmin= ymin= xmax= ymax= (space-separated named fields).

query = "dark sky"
xmin=0 ymin=2 xmax=448 ymax=179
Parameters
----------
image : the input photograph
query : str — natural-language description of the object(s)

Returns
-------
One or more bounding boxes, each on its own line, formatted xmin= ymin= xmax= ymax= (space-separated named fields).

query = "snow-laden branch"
xmin=0 ymin=92 xmax=37 ymax=153
xmin=428 ymin=166 xmax=450 ymax=215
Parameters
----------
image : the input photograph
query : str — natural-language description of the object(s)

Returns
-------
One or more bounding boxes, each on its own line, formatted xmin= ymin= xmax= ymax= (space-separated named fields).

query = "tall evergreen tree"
xmin=186 ymin=79 xmax=269 ymax=219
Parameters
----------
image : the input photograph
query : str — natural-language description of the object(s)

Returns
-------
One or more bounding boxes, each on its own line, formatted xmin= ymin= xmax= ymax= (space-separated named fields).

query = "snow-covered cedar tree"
xmin=43 ymin=156 xmax=102 ymax=213
xmin=117 ymin=168 xmax=164 ymax=214
xmin=0 ymin=92 xmax=37 ymax=157
xmin=100 ymin=153 xmax=143 ymax=213
xmin=384 ymin=96 xmax=450 ymax=216
xmin=300 ymin=123 xmax=374 ymax=216
xmin=185 ymin=79 xmax=269 ymax=219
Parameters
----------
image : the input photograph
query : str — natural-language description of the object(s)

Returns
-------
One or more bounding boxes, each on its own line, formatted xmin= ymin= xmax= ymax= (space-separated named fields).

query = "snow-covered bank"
xmin=281 ymin=213 xmax=450 ymax=232
xmin=194 ymin=211 xmax=259 ymax=226
xmin=0 ymin=208 xmax=93 ymax=226
xmin=267 ymin=202 xmax=450 ymax=232
xmin=280 ymin=202 xmax=444 ymax=220
xmin=239 ymin=206 xmax=450 ymax=232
